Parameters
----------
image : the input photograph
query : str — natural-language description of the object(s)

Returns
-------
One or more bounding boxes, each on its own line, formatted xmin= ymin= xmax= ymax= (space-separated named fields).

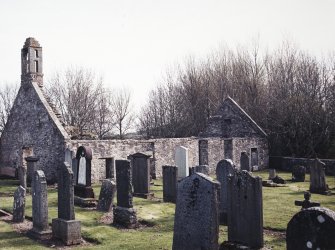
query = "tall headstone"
xmin=216 ymin=159 xmax=236 ymax=224
xmin=52 ymin=162 xmax=81 ymax=245
xmin=12 ymin=185 xmax=26 ymax=223
xmin=287 ymin=207 xmax=335 ymax=250
xmin=162 ymin=165 xmax=178 ymax=203
xmin=28 ymin=170 xmax=52 ymax=239
xmin=194 ymin=165 xmax=210 ymax=175
xmin=99 ymin=156 xmax=115 ymax=179
xmin=129 ymin=153 xmax=152 ymax=198
xmin=175 ymin=146 xmax=189 ymax=179
xmin=97 ymin=179 xmax=116 ymax=212
xmin=113 ymin=160 xmax=137 ymax=228
xmin=310 ymin=159 xmax=329 ymax=194
xmin=172 ymin=173 xmax=220 ymax=250
xmin=198 ymin=139 xmax=209 ymax=165
xmin=227 ymin=170 xmax=263 ymax=249
xmin=240 ymin=152 xmax=250 ymax=171
xmin=26 ymin=156 xmax=39 ymax=186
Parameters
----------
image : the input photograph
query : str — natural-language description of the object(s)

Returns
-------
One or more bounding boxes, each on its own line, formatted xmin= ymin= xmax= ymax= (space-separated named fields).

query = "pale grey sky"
xmin=0 ymin=0 xmax=334 ymax=111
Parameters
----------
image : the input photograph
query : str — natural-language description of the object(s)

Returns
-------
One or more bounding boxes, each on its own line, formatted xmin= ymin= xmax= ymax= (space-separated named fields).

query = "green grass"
xmin=0 ymin=171 xmax=334 ymax=249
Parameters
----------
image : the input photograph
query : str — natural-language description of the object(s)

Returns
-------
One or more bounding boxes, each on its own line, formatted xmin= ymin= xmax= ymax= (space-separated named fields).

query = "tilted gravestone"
xmin=162 ymin=165 xmax=178 ymax=203
xmin=194 ymin=165 xmax=210 ymax=175
xmin=286 ymin=207 xmax=335 ymax=250
xmin=97 ymin=179 xmax=116 ymax=212
xmin=28 ymin=170 xmax=52 ymax=239
xmin=172 ymin=173 xmax=220 ymax=250
xmin=52 ymin=162 xmax=81 ymax=245
xmin=175 ymin=146 xmax=189 ymax=179
xmin=240 ymin=152 xmax=250 ymax=172
xmin=292 ymin=165 xmax=306 ymax=182
xmin=309 ymin=159 xmax=329 ymax=194
xmin=113 ymin=160 xmax=137 ymax=228
xmin=12 ymin=185 xmax=26 ymax=223
xmin=129 ymin=152 xmax=152 ymax=198
xmin=198 ymin=139 xmax=209 ymax=166
xmin=227 ymin=170 xmax=263 ymax=249
xmin=26 ymin=156 xmax=39 ymax=187
xmin=216 ymin=159 xmax=236 ymax=224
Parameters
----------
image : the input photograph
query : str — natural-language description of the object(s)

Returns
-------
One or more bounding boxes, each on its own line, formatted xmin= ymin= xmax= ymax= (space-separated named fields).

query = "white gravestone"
xmin=175 ymin=146 xmax=189 ymax=179
xmin=77 ymin=157 xmax=86 ymax=185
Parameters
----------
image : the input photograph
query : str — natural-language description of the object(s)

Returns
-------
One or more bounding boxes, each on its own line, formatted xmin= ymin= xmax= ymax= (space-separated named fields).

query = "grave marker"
xmin=97 ymin=179 xmax=116 ymax=212
xmin=12 ymin=185 xmax=26 ymax=223
xmin=26 ymin=156 xmax=39 ymax=186
xmin=292 ymin=165 xmax=306 ymax=182
xmin=175 ymin=146 xmax=189 ymax=179
xmin=309 ymin=159 xmax=329 ymax=194
xmin=240 ymin=152 xmax=250 ymax=171
xmin=294 ymin=192 xmax=320 ymax=210
xmin=162 ymin=165 xmax=178 ymax=203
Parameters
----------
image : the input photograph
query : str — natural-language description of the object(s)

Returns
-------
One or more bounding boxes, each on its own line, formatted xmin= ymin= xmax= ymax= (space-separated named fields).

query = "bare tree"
xmin=0 ymin=83 xmax=18 ymax=134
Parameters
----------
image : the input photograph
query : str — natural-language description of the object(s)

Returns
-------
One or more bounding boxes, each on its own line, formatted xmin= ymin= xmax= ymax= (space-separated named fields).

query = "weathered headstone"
xmin=227 ymin=170 xmax=263 ymax=249
xmin=162 ymin=165 xmax=178 ymax=203
xmin=52 ymin=162 xmax=81 ymax=245
xmin=198 ymin=139 xmax=208 ymax=165
xmin=175 ymin=146 xmax=189 ymax=179
xmin=216 ymin=159 xmax=236 ymax=224
xmin=194 ymin=165 xmax=210 ymax=175
xmin=97 ymin=179 xmax=116 ymax=212
xmin=129 ymin=152 xmax=152 ymax=198
xmin=310 ymin=159 xmax=329 ymax=194
xmin=294 ymin=192 xmax=320 ymax=210
xmin=292 ymin=165 xmax=306 ymax=182
xmin=12 ymin=185 xmax=26 ymax=223
xmin=240 ymin=152 xmax=250 ymax=171
xmin=286 ymin=207 xmax=335 ymax=250
xmin=26 ymin=156 xmax=39 ymax=186
xmin=28 ymin=170 xmax=52 ymax=239
xmin=99 ymin=156 xmax=115 ymax=179
xmin=113 ymin=160 xmax=137 ymax=228
xmin=172 ymin=173 xmax=220 ymax=250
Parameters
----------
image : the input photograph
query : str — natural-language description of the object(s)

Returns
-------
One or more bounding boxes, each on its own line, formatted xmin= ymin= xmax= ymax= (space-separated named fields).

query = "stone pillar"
xmin=227 ymin=170 xmax=263 ymax=249
xmin=310 ymin=159 xmax=329 ymax=194
xmin=97 ymin=179 xmax=116 ymax=212
xmin=12 ymin=185 xmax=26 ymax=223
xmin=194 ymin=165 xmax=210 ymax=175
xmin=198 ymin=139 xmax=208 ymax=166
xmin=162 ymin=165 xmax=178 ymax=203
xmin=216 ymin=159 xmax=236 ymax=224
xmin=52 ymin=162 xmax=81 ymax=245
xmin=28 ymin=170 xmax=52 ymax=239
xmin=26 ymin=156 xmax=39 ymax=187
xmin=175 ymin=146 xmax=189 ymax=179
xmin=113 ymin=160 xmax=137 ymax=228
xmin=172 ymin=173 xmax=220 ymax=250
xmin=240 ymin=152 xmax=250 ymax=171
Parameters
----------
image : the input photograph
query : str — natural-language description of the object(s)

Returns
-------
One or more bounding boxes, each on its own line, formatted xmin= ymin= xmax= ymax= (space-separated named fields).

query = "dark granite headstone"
xmin=310 ymin=159 xmax=329 ymax=194
xmin=162 ymin=165 xmax=178 ymax=203
xmin=287 ymin=207 xmax=335 ymax=250
xmin=129 ymin=153 xmax=152 ymax=198
xmin=12 ymin=185 xmax=26 ymax=223
xmin=240 ymin=152 xmax=250 ymax=171
xmin=198 ymin=139 xmax=209 ymax=165
xmin=227 ymin=170 xmax=263 ymax=249
xmin=216 ymin=159 xmax=236 ymax=224
xmin=26 ymin=156 xmax=39 ymax=186
xmin=292 ymin=165 xmax=306 ymax=182
xmin=97 ymin=179 xmax=116 ymax=212
xmin=172 ymin=173 xmax=220 ymax=250
xmin=194 ymin=165 xmax=210 ymax=175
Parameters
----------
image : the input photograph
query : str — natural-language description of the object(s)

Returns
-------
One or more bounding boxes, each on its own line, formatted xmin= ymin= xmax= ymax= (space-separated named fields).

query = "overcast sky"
xmin=0 ymin=0 xmax=334 ymax=112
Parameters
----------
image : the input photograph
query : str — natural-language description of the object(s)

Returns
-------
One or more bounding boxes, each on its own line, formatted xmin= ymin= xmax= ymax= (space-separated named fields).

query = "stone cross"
xmin=12 ymin=185 xmax=26 ymax=223
xmin=309 ymin=158 xmax=329 ymax=194
xmin=97 ymin=179 xmax=116 ymax=212
xmin=162 ymin=165 xmax=178 ymax=203
xmin=172 ymin=173 xmax=220 ymax=250
xmin=227 ymin=170 xmax=263 ymax=249
xmin=198 ymin=139 xmax=208 ymax=165
xmin=294 ymin=192 xmax=320 ymax=210
xmin=175 ymin=146 xmax=189 ymax=179
xmin=216 ymin=159 xmax=236 ymax=224
xmin=240 ymin=152 xmax=250 ymax=171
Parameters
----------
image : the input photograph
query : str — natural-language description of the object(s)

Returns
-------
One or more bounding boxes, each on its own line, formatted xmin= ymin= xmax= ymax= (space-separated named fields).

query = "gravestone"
xmin=26 ymin=156 xmax=39 ymax=186
xmin=175 ymin=146 xmax=189 ymax=179
xmin=194 ymin=165 xmax=210 ymax=175
xmin=268 ymin=169 xmax=276 ymax=180
xmin=99 ymin=156 xmax=115 ymax=179
xmin=286 ymin=207 xmax=335 ymax=250
xmin=162 ymin=165 xmax=178 ymax=203
xmin=74 ymin=146 xmax=96 ymax=206
xmin=295 ymin=192 xmax=320 ymax=210
xmin=12 ymin=185 xmax=26 ymax=223
xmin=309 ymin=159 xmax=329 ymax=194
xmin=129 ymin=152 xmax=152 ymax=198
xmin=28 ymin=170 xmax=52 ymax=239
xmin=292 ymin=165 xmax=306 ymax=182
xmin=198 ymin=139 xmax=208 ymax=165
xmin=97 ymin=179 xmax=116 ymax=212
xmin=52 ymin=162 xmax=81 ymax=245
xmin=216 ymin=159 xmax=236 ymax=224
xmin=240 ymin=152 xmax=250 ymax=171
xmin=172 ymin=173 xmax=220 ymax=250
xmin=227 ymin=170 xmax=263 ymax=249
xmin=113 ymin=160 xmax=137 ymax=228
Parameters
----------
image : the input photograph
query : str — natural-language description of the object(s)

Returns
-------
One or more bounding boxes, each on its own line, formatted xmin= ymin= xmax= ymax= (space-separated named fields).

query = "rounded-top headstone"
xmin=76 ymin=146 xmax=92 ymax=160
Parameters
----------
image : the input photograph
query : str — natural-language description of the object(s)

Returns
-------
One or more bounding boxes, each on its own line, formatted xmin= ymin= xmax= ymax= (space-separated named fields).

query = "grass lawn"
xmin=0 ymin=170 xmax=334 ymax=249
